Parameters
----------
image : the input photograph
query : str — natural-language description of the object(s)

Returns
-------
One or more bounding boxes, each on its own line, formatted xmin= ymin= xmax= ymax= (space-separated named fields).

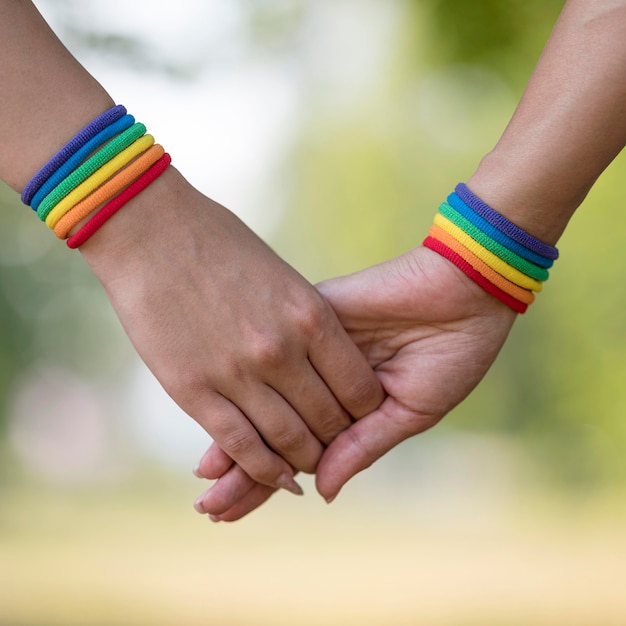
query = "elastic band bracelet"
xmin=21 ymin=105 xmax=127 ymax=205
xmin=439 ymin=202 xmax=549 ymax=282
xmin=428 ymin=224 xmax=535 ymax=305
xmin=37 ymin=122 xmax=147 ymax=221
xmin=434 ymin=213 xmax=543 ymax=291
xmin=455 ymin=183 xmax=559 ymax=260
xmin=67 ymin=153 xmax=171 ymax=249
xmin=45 ymin=134 xmax=155 ymax=229
xmin=446 ymin=193 xmax=553 ymax=269
xmin=30 ymin=114 xmax=135 ymax=211
xmin=423 ymin=236 xmax=529 ymax=314
xmin=54 ymin=144 xmax=165 ymax=239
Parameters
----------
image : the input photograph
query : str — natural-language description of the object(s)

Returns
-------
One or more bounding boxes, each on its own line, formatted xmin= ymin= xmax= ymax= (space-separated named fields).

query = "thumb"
xmin=316 ymin=263 xmax=389 ymax=317
xmin=315 ymin=397 xmax=431 ymax=502
xmin=315 ymin=273 xmax=359 ymax=316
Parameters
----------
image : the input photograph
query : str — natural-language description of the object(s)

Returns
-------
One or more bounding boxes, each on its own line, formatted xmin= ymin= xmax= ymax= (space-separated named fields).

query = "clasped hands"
xmin=192 ymin=244 xmax=517 ymax=521
xmin=81 ymin=169 xmax=517 ymax=522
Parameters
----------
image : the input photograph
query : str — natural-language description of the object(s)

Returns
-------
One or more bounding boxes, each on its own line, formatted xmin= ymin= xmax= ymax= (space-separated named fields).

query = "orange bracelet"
xmin=54 ymin=143 xmax=165 ymax=239
xmin=428 ymin=224 xmax=535 ymax=305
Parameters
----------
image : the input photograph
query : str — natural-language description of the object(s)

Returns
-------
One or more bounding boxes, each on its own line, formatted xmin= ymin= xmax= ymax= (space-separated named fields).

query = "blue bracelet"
xmin=21 ymin=104 xmax=127 ymax=206
xmin=447 ymin=192 xmax=553 ymax=268
xmin=455 ymin=182 xmax=559 ymax=260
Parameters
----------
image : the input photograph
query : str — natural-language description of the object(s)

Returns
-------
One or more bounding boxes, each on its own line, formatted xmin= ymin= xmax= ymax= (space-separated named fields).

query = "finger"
xmin=315 ymin=397 xmax=437 ymax=502
xmin=210 ymin=484 xmax=278 ymax=523
xmin=194 ymin=442 xmax=233 ymax=480
xmin=195 ymin=393 xmax=303 ymax=495
xmin=274 ymin=362 xmax=353 ymax=445
xmin=194 ymin=464 xmax=257 ymax=516
xmin=307 ymin=303 xmax=384 ymax=419
xmin=233 ymin=384 xmax=324 ymax=474
xmin=317 ymin=269 xmax=386 ymax=318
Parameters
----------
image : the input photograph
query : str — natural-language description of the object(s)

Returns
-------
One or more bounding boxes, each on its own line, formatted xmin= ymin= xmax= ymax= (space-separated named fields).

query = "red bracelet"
xmin=423 ymin=236 xmax=529 ymax=314
xmin=67 ymin=153 xmax=171 ymax=249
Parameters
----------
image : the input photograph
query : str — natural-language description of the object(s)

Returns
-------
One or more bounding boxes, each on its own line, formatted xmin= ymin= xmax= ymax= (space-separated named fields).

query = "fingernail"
xmin=325 ymin=495 xmax=336 ymax=504
xmin=193 ymin=463 xmax=202 ymax=478
xmin=193 ymin=496 xmax=205 ymax=514
xmin=276 ymin=473 xmax=304 ymax=496
xmin=209 ymin=514 xmax=221 ymax=523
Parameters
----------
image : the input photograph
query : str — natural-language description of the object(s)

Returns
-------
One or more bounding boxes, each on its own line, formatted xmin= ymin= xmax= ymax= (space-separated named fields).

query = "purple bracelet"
xmin=21 ymin=104 xmax=127 ymax=206
xmin=455 ymin=182 xmax=559 ymax=260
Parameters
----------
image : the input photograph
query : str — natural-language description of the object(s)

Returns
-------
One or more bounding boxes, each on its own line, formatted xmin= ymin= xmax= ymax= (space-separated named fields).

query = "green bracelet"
xmin=36 ymin=122 xmax=146 ymax=221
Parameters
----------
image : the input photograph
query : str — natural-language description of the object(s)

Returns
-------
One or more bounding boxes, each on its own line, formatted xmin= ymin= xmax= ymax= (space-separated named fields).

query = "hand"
xmin=80 ymin=167 xmax=384 ymax=494
xmin=193 ymin=245 xmax=517 ymax=520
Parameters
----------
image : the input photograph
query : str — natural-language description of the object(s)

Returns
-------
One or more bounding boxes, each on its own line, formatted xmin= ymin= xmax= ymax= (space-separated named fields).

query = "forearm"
xmin=0 ymin=1 xmax=115 ymax=192
xmin=0 ymin=1 xmax=182 ymax=267
xmin=467 ymin=0 xmax=626 ymax=246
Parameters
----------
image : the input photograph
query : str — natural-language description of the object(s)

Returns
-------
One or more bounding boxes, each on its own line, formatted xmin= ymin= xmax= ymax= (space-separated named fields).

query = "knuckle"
xmin=250 ymin=333 xmax=289 ymax=369
xmin=343 ymin=375 xmax=382 ymax=417
xmin=312 ymin=408 xmax=347 ymax=443
xmin=217 ymin=429 xmax=285 ymax=487
xmin=315 ymin=413 xmax=351 ymax=445
xmin=270 ymin=427 xmax=309 ymax=455
xmin=221 ymin=429 xmax=257 ymax=458
xmin=296 ymin=298 xmax=328 ymax=340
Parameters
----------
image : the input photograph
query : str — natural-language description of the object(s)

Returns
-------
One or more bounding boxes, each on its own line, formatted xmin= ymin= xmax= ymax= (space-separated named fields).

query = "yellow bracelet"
xmin=45 ymin=134 xmax=155 ymax=228
xmin=433 ymin=213 xmax=543 ymax=292
xmin=53 ymin=144 xmax=165 ymax=239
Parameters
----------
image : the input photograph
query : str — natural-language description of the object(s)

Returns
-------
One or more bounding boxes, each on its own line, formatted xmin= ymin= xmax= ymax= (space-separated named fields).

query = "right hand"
xmin=79 ymin=167 xmax=384 ymax=493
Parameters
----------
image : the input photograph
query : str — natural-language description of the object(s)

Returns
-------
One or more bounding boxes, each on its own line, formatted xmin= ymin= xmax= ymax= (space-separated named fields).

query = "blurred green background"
xmin=1 ymin=1 xmax=626 ymax=624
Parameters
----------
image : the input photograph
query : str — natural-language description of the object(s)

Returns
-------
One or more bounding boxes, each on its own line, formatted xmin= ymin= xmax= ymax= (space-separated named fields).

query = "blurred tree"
xmin=0 ymin=183 xmax=133 ymax=437
xmin=413 ymin=0 xmax=565 ymax=85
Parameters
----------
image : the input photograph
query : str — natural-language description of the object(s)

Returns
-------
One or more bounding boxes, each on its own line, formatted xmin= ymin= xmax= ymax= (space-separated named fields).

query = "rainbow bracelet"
xmin=30 ymin=114 xmax=135 ymax=212
xmin=44 ymin=134 xmax=155 ymax=228
xmin=21 ymin=105 xmax=171 ymax=247
xmin=36 ymin=122 xmax=147 ymax=221
xmin=53 ymin=144 xmax=165 ymax=239
xmin=423 ymin=184 xmax=558 ymax=313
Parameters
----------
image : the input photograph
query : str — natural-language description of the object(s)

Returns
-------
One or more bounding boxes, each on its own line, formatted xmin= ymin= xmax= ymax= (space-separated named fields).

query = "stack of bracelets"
xmin=423 ymin=183 xmax=559 ymax=314
xmin=20 ymin=104 xmax=171 ymax=249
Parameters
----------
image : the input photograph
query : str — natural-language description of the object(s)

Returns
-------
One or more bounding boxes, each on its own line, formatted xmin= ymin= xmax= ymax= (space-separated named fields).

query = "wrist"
xmin=466 ymin=148 xmax=583 ymax=247
xmin=78 ymin=166 xmax=196 ymax=280
xmin=422 ymin=181 xmax=559 ymax=314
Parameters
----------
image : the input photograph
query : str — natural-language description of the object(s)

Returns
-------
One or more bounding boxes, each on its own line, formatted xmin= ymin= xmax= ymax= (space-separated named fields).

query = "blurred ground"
xmin=2 ymin=453 xmax=625 ymax=626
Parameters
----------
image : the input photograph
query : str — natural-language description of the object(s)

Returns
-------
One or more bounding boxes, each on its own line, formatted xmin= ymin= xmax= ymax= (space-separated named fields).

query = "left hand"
xmin=82 ymin=168 xmax=383 ymax=495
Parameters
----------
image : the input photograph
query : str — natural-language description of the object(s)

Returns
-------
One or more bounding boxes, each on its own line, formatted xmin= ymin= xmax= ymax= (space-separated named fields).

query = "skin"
xmin=0 ymin=0 xmax=385 ymax=494
xmin=194 ymin=0 xmax=626 ymax=521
